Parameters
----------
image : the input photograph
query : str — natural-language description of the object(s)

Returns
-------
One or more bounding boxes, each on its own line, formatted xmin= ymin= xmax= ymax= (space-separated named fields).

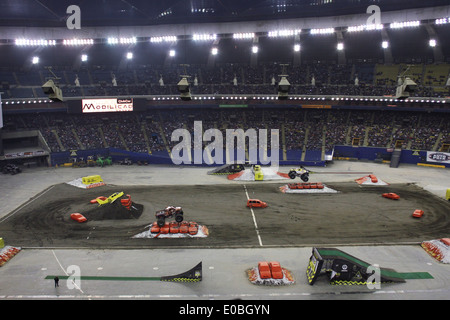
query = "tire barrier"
xmin=421 ymin=239 xmax=450 ymax=263
xmin=279 ymin=182 xmax=338 ymax=194
xmin=288 ymin=182 xmax=324 ymax=190
xmin=306 ymin=247 xmax=433 ymax=285
xmin=151 ymin=221 xmax=200 ymax=236
xmin=135 ymin=221 xmax=209 ymax=239
xmin=247 ymin=261 xmax=295 ymax=286
xmin=0 ymin=246 xmax=21 ymax=267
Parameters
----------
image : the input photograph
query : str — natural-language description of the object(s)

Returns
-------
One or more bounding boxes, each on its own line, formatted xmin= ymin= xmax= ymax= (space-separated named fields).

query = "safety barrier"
xmin=120 ymin=194 xmax=132 ymax=210
xmin=421 ymin=239 xmax=450 ymax=263
xmin=288 ymin=182 xmax=324 ymax=189
xmin=0 ymin=246 xmax=21 ymax=267
xmin=82 ymin=175 xmax=103 ymax=185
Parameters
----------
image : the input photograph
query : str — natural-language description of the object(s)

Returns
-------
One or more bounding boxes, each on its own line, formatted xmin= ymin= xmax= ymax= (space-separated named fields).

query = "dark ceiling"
xmin=0 ymin=0 xmax=449 ymax=28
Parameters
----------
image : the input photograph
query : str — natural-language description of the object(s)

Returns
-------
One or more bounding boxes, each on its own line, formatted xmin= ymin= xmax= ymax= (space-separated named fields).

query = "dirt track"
xmin=1 ymin=181 xmax=449 ymax=248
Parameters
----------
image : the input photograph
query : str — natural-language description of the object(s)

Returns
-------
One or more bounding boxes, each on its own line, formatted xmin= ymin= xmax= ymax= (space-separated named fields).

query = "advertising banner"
xmin=426 ymin=151 xmax=450 ymax=164
xmin=82 ymin=98 xmax=133 ymax=113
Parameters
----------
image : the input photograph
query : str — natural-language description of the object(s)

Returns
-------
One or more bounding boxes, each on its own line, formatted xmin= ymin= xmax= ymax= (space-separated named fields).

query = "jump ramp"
xmin=84 ymin=194 xmax=143 ymax=220
xmin=46 ymin=262 xmax=202 ymax=283
xmin=306 ymin=247 xmax=433 ymax=285
xmin=207 ymin=163 xmax=245 ymax=175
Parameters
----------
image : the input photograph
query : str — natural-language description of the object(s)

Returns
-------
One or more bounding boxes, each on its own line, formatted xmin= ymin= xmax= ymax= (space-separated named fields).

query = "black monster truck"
xmin=156 ymin=206 xmax=184 ymax=227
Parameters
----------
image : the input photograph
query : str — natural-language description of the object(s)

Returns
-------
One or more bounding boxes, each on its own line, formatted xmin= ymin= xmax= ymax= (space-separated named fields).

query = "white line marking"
xmin=243 ymin=185 xmax=263 ymax=247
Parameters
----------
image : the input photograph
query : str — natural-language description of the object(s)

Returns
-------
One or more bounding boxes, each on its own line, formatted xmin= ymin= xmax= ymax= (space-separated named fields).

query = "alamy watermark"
xmin=170 ymin=121 xmax=279 ymax=168
xmin=66 ymin=5 xmax=81 ymax=30
xmin=366 ymin=264 xmax=381 ymax=290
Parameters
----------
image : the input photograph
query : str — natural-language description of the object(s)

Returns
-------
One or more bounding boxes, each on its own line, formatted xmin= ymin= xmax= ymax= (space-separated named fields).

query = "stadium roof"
xmin=1 ymin=0 xmax=449 ymax=28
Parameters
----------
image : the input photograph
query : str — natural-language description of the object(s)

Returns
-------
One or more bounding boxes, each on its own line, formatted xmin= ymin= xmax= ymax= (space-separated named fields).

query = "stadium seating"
xmin=1 ymin=62 xmax=449 ymax=99
xmin=2 ymin=108 xmax=449 ymax=157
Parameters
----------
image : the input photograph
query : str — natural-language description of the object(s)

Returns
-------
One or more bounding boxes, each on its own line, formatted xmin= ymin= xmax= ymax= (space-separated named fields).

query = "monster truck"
xmin=156 ymin=206 xmax=184 ymax=227
xmin=2 ymin=164 xmax=22 ymax=175
xmin=288 ymin=166 xmax=310 ymax=182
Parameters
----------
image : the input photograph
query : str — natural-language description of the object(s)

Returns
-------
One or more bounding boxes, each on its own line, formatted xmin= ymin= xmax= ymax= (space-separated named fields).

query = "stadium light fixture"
xmin=429 ymin=39 xmax=437 ymax=47
xmin=435 ymin=18 xmax=449 ymax=25
xmin=120 ymin=37 xmax=137 ymax=44
xmin=233 ymin=33 xmax=254 ymax=39
xmin=382 ymin=41 xmax=389 ymax=49
xmin=211 ymin=47 xmax=218 ymax=55
xmin=268 ymin=29 xmax=301 ymax=37
xmin=63 ymin=39 xmax=94 ymax=46
xmin=390 ymin=21 xmax=420 ymax=29
xmin=126 ymin=52 xmax=133 ymax=59
xmin=310 ymin=28 xmax=334 ymax=35
xmin=252 ymin=46 xmax=258 ymax=54
xmin=294 ymin=44 xmax=301 ymax=52
xmin=169 ymin=49 xmax=176 ymax=57
xmin=150 ymin=36 xmax=177 ymax=43
xmin=32 ymin=56 xmax=39 ymax=64
xmin=81 ymin=54 xmax=88 ymax=62
xmin=193 ymin=34 xmax=217 ymax=41
xmin=347 ymin=24 xmax=383 ymax=32
xmin=15 ymin=39 xmax=56 ymax=46
xmin=337 ymin=43 xmax=344 ymax=51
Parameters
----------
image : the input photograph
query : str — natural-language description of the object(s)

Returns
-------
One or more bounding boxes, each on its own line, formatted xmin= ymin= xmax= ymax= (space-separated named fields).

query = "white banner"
xmin=82 ymin=98 xmax=133 ymax=113
xmin=427 ymin=151 xmax=450 ymax=164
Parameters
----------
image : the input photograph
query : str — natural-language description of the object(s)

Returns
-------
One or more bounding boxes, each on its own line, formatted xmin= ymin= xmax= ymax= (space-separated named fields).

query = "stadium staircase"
xmin=140 ymin=123 xmax=152 ymax=154
xmin=51 ymin=129 xmax=64 ymax=151
xmin=116 ymin=125 xmax=129 ymax=151
xmin=71 ymin=128 xmax=84 ymax=149
xmin=97 ymin=127 xmax=108 ymax=148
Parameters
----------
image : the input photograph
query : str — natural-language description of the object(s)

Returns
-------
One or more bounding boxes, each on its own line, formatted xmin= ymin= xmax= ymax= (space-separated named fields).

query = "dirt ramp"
xmin=84 ymin=198 xmax=144 ymax=220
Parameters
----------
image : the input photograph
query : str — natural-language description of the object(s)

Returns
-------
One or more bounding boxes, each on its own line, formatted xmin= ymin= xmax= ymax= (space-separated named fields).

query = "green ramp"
xmin=307 ymin=248 xmax=433 ymax=285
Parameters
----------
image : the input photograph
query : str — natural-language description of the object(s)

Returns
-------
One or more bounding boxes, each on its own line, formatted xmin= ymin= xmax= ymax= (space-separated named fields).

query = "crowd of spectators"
xmin=2 ymin=108 xmax=449 ymax=156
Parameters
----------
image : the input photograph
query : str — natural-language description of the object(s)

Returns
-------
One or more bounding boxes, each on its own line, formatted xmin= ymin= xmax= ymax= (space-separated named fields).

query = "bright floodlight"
xmin=32 ymin=56 xmax=39 ymax=64
xmin=294 ymin=44 xmax=300 ymax=52
xmin=382 ymin=41 xmax=389 ymax=49
xmin=211 ymin=47 xmax=218 ymax=55
xmin=429 ymin=39 xmax=437 ymax=47
xmin=126 ymin=52 xmax=133 ymax=59
xmin=337 ymin=43 xmax=344 ymax=51
xmin=81 ymin=54 xmax=88 ymax=62
xmin=252 ymin=46 xmax=258 ymax=54
xmin=169 ymin=49 xmax=176 ymax=57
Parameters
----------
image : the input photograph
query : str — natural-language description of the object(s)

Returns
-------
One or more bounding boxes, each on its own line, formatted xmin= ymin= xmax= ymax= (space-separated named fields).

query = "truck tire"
xmin=157 ymin=217 xmax=165 ymax=227
xmin=288 ymin=171 xmax=296 ymax=179
xmin=301 ymin=173 xmax=309 ymax=182
xmin=175 ymin=213 xmax=183 ymax=223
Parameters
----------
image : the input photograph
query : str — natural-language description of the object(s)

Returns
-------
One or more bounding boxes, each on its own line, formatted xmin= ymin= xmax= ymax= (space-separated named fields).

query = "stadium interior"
xmin=1 ymin=0 xmax=449 ymax=167
xmin=0 ymin=0 xmax=450 ymax=302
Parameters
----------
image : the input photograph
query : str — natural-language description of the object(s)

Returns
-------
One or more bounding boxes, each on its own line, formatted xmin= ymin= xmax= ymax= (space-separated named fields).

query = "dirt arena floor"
xmin=1 ymin=180 xmax=449 ymax=249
